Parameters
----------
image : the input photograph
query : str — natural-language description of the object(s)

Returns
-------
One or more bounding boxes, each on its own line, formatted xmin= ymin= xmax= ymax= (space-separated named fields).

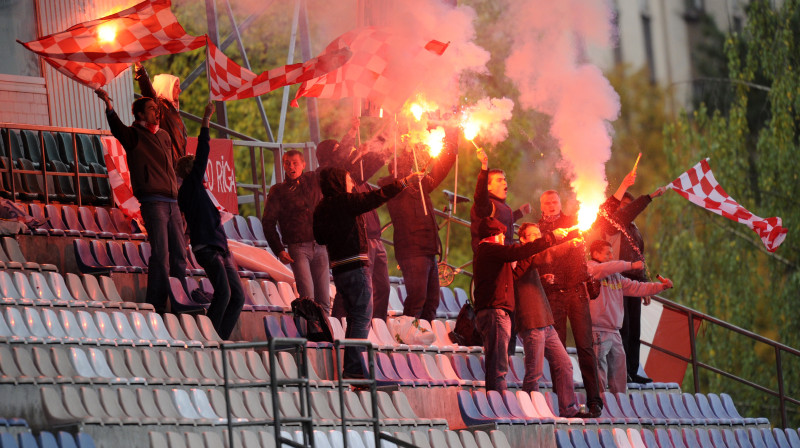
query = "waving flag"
xmin=18 ymin=0 xmax=206 ymax=88
xmin=291 ymin=26 xmax=449 ymax=111
xmin=206 ymin=43 xmax=352 ymax=101
xmin=667 ymin=158 xmax=787 ymax=252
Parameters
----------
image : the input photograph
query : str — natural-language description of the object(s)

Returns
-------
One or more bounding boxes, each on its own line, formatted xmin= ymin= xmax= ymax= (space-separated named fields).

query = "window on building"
xmin=0 ymin=0 xmax=41 ymax=77
xmin=641 ymin=13 xmax=656 ymax=84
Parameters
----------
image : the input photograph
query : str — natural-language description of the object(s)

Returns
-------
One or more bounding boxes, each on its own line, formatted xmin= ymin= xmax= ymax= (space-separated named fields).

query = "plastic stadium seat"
xmin=27 ymin=203 xmax=59 ymax=236
xmin=94 ymin=207 xmax=129 ymax=239
xmin=73 ymin=240 xmax=110 ymax=274
xmin=406 ymin=352 xmax=457 ymax=386
xmin=4 ymin=237 xmax=56 ymax=271
xmin=77 ymin=207 xmax=113 ymax=238
xmin=45 ymin=204 xmax=80 ymax=237
xmin=89 ymin=240 xmax=128 ymax=273
xmin=110 ymin=208 xmax=146 ymax=239
xmin=234 ymin=215 xmax=269 ymax=247
xmin=89 ymin=163 xmax=111 ymax=204
xmin=48 ymin=160 xmax=78 ymax=203
xmin=630 ymin=393 xmax=667 ymax=425
xmin=180 ymin=314 xmax=218 ymax=347
xmin=122 ymin=242 xmax=148 ymax=271
xmin=62 ymin=206 xmax=96 ymax=237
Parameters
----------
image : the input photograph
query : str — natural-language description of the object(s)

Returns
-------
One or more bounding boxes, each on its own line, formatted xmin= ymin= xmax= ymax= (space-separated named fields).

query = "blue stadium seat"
xmin=457 ymin=390 xmax=494 ymax=426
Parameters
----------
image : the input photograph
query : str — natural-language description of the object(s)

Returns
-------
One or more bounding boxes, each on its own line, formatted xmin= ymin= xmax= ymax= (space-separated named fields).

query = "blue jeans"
xmin=367 ymin=239 xmax=391 ymax=320
xmin=548 ymin=286 xmax=602 ymax=409
xmin=287 ymin=241 xmax=330 ymax=315
xmin=333 ymin=266 xmax=373 ymax=375
xmin=520 ymin=325 xmax=580 ymax=417
xmin=398 ymin=255 xmax=440 ymax=322
xmin=594 ymin=330 xmax=627 ymax=394
xmin=140 ymin=201 xmax=187 ymax=313
xmin=476 ymin=308 xmax=511 ymax=392
xmin=194 ymin=247 xmax=245 ymax=340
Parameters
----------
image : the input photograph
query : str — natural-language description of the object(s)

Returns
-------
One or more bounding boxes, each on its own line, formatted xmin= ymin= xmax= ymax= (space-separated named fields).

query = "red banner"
xmin=186 ymin=137 xmax=238 ymax=214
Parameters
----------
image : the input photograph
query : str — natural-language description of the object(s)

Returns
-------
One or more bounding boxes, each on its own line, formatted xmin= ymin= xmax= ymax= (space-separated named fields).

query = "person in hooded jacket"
xmin=313 ymin=167 xmax=422 ymax=378
xmin=317 ymin=118 xmax=394 ymax=320
xmin=379 ymin=125 xmax=458 ymax=322
xmin=135 ymin=63 xmax=187 ymax=164
xmin=175 ymin=102 xmax=245 ymax=340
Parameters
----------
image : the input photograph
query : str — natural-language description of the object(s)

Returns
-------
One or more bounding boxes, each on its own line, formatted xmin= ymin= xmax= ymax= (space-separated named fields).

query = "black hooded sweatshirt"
xmin=313 ymin=167 xmax=407 ymax=275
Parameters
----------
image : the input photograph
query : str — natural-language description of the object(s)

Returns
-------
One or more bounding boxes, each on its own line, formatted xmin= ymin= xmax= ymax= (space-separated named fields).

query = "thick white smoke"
xmin=503 ymin=0 xmax=620 ymax=218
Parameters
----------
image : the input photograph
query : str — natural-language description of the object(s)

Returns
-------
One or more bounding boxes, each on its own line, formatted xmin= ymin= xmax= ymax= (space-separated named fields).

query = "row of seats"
xmin=458 ymin=389 xmax=766 ymax=427
xmin=0 ymin=430 xmax=95 ymax=448
xmin=39 ymin=385 xmax=437 ymax=430
xmin=0 ymin=270 xmax=148 ymax=311
xmin=0 ymin=238 xmax=55 ymax=273
xmin=0 ymin=344 xmax=318 ymax=388
xmin=0 ymin=306 xmax=221 ymax=349
xmin=173 ymin=276 xmax=299 ymax=314
xmin=1 ymin=130 xmax=109 ymax=205
xmin=556 ymin=426 xmax=800 ymax=448
xmin=148 ymin=427 xmax=509 ymax=448
xmin=1 ymin=130 xmax=105 ymax=173
xmin=28 ymin=204 xmax=141 ymax=241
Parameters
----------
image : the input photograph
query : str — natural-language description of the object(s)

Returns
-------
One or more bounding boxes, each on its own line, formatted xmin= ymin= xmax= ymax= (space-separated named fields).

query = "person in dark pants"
xmin=470 ymin=149 xmax=532 ymax=356
xmin=175 ymin=103 xmax=245 ymax=340
xmin=472 ymin=217 xmax=562 ymax=392
xmin=317 ymin=120 xmax=393 ymax=320
xmin=95 ymin=88 xmax=188 ymax=314
xmin=381 ymin=126 xmax=458 ymax=321
xmin=595 ymin=186 xmax=665 ymax=383
xmin=313 ymin=167 xmax=421 ymax=378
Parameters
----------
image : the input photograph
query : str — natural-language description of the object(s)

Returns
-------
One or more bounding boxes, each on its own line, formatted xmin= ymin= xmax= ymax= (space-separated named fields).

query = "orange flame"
xmin=425 ymin=127 xmax=445 ymax=158
xmin=406 ymin=96 xmax=438 ymax=121
xmin=97 ymin=23 xmax=118 ymax=43
xmin=575 ymin=190 xmax=606 ymax=232
xmin=461 ymin=117 xmax=480 ymax=141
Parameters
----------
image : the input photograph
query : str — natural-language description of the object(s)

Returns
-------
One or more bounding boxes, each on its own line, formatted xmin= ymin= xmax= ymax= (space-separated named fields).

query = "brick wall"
xmin=0 ymin=74 xmax=49 ymax=126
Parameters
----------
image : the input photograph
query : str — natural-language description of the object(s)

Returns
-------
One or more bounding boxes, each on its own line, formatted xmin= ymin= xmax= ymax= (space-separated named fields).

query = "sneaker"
xmin=631 ymin=374 xmax=653 ymax=384
xmin=589 ymin=403 xmax=603 ymax=418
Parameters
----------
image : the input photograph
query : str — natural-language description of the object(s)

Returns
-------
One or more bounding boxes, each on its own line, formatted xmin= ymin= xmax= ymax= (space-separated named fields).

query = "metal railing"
xmin=645 ymin=294 xmax=800 ymax=427
xmin=219 ymin=338 xmax=314 ymax=448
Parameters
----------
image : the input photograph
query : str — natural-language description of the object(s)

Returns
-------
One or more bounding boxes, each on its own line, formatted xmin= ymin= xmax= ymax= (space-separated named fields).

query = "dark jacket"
xmin=513 ymin=257 xmax=555 ymax=331
xmin=135 ymin=66 xmax=187 ymax=163
xmin=536 ymin=213 xmax=587 ymax=291
xmin=261 ymin=170 xmax=323 ymax=254
xmin=178 ymin=127 xmax=227 ymax=251
xmin=380 ymin=142 xmax=457 ymax=259
xmin=347 ymin=151 xmax=387 ymax=240
xmin=597 ymin=195 xmax=651 ymax=281
xmin=313 ymin=167 xmax=406 ymax=275
xmin=473 ymin=237 xmax=553 ymax=314
xmin=470 ymin=169 xmax=523 ymax=252
xmin=105 ymin=110 xmax=178 ymax=200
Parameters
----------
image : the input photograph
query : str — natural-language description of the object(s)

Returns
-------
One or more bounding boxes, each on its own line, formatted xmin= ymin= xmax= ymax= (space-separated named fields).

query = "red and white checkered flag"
xmin=100 ymin=136 xmax=143 ymax=224
xmin=291 ymin=27 xmax=448 ymax=111
xmin=667 ymin=158 xmax=788 ymax=252
xmin=18 ymin=0 xmax=206 ymax=88
xmin=206 ymin=42 xmax=352 ymax=101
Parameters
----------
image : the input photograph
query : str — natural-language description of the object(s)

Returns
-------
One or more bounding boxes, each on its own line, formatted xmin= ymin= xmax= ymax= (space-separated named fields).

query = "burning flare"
xmin=425 ymin=127 xmax=446 ymax=158
xmin=97 ymin=23 xmax=118 ymax=43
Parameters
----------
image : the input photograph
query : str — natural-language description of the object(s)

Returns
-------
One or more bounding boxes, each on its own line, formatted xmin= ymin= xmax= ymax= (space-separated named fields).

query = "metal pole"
xmin=776 ymin=347 xmax=787 ymax=428
xmin=688 ymin=313 xmax=700 ymax=394
xmin=277 ymin=0 xmax=302 ymax=143
xmin=222 ymin=0 xmax=274 ymax=142
xmin=205 ymin=0 xmax=228 ymax=132
xmin=298 ymin=0 xmax=321 ymax=144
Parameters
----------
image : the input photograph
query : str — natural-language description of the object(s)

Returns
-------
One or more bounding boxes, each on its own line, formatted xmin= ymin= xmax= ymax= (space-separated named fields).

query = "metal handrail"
xmin=332 ymin=339 xmax=418 ymax=448
xmin=646 ymin=294 xmax=800 ymax=427
xmin=219 ymin=338 xmax=314 ymax=448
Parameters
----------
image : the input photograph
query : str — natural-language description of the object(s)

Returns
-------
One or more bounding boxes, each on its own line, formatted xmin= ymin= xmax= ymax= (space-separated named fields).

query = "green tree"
xmin=650 ymin=0 xmax=800 ymax=426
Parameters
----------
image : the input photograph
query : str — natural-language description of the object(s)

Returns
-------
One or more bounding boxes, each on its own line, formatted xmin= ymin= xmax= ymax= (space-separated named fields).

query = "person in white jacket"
xmin=587 ymin=239 xmax=673 ymax=394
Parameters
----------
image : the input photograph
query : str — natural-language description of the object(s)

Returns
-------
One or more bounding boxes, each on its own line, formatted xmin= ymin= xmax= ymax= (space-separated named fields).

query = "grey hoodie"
xmin=587 ymin=260 xmax=665 ymax=332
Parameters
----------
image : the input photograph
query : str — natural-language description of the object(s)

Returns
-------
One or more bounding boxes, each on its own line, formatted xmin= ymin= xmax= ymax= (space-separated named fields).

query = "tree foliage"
xmin=648 ymin=0 xmax=800 ymax=425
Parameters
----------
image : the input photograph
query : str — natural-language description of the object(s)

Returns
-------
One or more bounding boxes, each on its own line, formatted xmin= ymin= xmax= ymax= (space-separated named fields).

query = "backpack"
xmin=450 ymin=303 xmax=483 ymax=347
xmin=290 ymin=297 xmax=334 ymax=343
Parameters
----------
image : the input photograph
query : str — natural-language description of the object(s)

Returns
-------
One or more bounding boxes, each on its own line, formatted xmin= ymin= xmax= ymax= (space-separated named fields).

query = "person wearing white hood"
xmin=135 ymin=62 xmax=187 ymax=165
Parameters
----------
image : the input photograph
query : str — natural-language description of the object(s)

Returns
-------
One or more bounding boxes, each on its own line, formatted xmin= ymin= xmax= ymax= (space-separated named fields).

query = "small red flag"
xmin=424 ymin=40 xmax=450 ymax=56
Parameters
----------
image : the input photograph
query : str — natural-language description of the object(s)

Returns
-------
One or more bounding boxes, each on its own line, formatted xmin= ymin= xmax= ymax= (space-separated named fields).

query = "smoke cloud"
xmin=502 ymin=0 xmax=620 ymax=211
